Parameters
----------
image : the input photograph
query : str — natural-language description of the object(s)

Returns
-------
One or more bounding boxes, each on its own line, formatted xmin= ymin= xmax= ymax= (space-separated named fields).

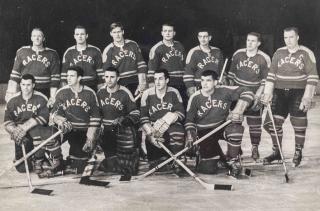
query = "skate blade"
xmin=31 ymin=188 xmax=53 ymax=195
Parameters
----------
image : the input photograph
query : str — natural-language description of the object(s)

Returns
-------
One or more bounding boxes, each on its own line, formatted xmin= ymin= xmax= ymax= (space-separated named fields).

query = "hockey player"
xmin=261 ymin=27 xmax=319 ymax=167
xmin=183 ymin=28 xmax=224 ymax=97
xmin=4 ymin=74 xmax=63 ymax=177
xmin=61 ymin=25 xmax=104 ymax=91
xmin=147 ymin=23 xmax=187 ymax=106
xmin=97 ymin=67 xmax=140 ymax=175
xmin=51 ymin=66 xmax=101 ymax=174
xmin=227 ymin=32 xmax=271 ymax=161
xmin=140 ymin=68 xmax=185 ymax=172
xmin=185 ymin=70 xmax=254 ymax=178
xmin=5 ymin=28 xmax=60 ymax=105
xmin=102 ymin=22 xmax=147 ymax=97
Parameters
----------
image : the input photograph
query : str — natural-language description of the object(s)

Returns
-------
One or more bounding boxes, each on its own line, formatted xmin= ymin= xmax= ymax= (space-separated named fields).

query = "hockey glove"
xmin=227 ymin=111 xmax=244 ymax=123
xmin=142 ymin=123 xmax=154 ymax=136
xmin=185 ymin=130 xmax=197 ymax=149
xmin=153 ymin=119 xmax=169 ymax=138
xmin=11 ymin=125 xmax=27 ymax=146
xmin=260 ymin=93 xmax=273 ymax=106
xmin=250 ymin=94 xmax=263 ymax=111
xmin=52 ymin=114 xmax=72 ymax=134
xmin=149 ymin=136 xmax=164 ymax=149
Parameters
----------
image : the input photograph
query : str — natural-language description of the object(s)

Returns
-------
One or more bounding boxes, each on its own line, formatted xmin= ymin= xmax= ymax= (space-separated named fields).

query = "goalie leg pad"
xmin=290 ymin=116 xmax=307 ymax=146
xmin=116 ymin=149 xmax=139 ymax=175
xmin=246 ymin=115 xmax=262 ymax=145
xmin=98 ymin=156 xmax=118 ymax=173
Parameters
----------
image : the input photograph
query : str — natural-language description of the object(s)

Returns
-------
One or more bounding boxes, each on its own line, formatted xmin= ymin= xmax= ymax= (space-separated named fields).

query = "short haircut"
xmin=21 ymin=74 xmax=35 ymax=83
xmin=247 ymin=32 xmax=261 ymax=42
xmin=197 ymin=27 xmax=212 ymax=36
xmin=155 ymin=68 xmax=170 ymax=79
xmin=105 ymin=66 xmax=119 ymax=77
xmin=162 ymin=23 xmax=175 ymax=30
xmin=75 ymin=25 xmax=87 ymax=33
xmin=201 ymin=70 xmax=219 ymax=80
xmin=110 ymin=22 xmax=124 ymax=32
xmin=31 ymin=27 xmax=45 ymax=37
xmin=284 ymin=27 xmax=299 ymax=35
xmin=67 ymin=66 xmax=84 ymax=77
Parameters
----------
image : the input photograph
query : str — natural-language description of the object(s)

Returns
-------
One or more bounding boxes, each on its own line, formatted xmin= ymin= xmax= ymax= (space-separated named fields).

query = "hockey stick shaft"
xmin=22 ymin=144 xmax=33 ymax=192
xmin=218 ymin=58 xmax=228 ymax=84
xmin=14 ymin=130 xmax=62 ymax=168
xmin=158 ymin=142 xmax=232 ymax=190
xmin=136 ymin=120 xmax=231 ymax=179
xmin=266 ymin=104 xmax=289 ymax=182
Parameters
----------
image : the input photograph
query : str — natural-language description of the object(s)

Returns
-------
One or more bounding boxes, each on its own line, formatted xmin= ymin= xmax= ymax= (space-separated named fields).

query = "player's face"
xmin=74 ymin=28 xmax=88 ymax=45
xmin=154 ymin=73 xmax=168 ymax=91
xmin=67 ymin=70 xmax=80 ymax=86
xmin=20 ymin=79 xmax=34 ymax=95
xmin=104 ymin=71 xmax=119 ymax=88
xmin=161 ymin=25 xmax=175 ymax=41
xmin=198 ymin=32 xmax=211 ymax=46
xmin=284 ymin=30 xmax=299 ymax=49
xmin=110 ymin=27 xmax=124 ymax=43
xmin=201 ymin=75 xmax=215 ymax=93
xmin=246 ymin=35 xmax=260 ymax=51
xmin=31 ymin=30 xmax=45 ymax=47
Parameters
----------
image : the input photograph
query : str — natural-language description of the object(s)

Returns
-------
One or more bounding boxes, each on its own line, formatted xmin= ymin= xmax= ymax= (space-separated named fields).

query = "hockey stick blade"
xmin=79 ymin=177 xmax=110 ymax=187
xmin=119 ymin=174 xmax=132 ymax=182
xmin=31 ymin=188 xmax=53 ymax=195
xmin=212 ymin=184 xmax=233 ymax=191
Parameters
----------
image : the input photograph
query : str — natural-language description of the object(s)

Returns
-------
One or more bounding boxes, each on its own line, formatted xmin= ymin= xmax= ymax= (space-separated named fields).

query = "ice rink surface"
xmin=0 ymin=97 xmax=320 ymax=211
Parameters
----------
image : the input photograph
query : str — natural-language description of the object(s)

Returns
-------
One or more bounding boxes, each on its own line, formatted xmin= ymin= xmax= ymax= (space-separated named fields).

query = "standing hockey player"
xmin=261 ymin=27 xmax=319 ymax=167
xmin=227 ymin=32 xmax=271 ymax=161
xmin=5 ymin=28 xmax=60 ymax=104
xmin=102 ymin=22 xmax=147 ymax=97
xmin=4 ymin=74 xmax=63 ymax=177
xmin=185 ymin=70 xmax=254 ymax=178
xmin=97 ymin=67 xmax=140 ymax=175
xmin=61 ymin=25 xmax=104 ymax=91
xmin=183 ymin=28 xmax=224 ymax=97
xmin=147 ymin=23 xmax=187 ymax=105
xmin=140 ymin=68 xmax=185 ymax=172
xmin=51 ymin=66 xmax=101 ymax=174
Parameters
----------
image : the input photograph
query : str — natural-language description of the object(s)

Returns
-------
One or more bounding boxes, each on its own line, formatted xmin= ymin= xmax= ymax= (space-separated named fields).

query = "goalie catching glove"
xmin=153 ymin=112 xmax=178 ymax=138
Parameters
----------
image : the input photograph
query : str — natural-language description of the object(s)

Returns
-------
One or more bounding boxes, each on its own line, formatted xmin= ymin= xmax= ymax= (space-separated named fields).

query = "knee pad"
xmin=224 ymin=123 xmax=244 ymax=143
xmin=196 ymin=156 xmax=219 ymax=174
xmin=247 ymin=116 xmax=262 ymax=128
xmin=290 ymin=116 xmax=308 ymax=132
xmin=263 ymin=115 xmax=284 ymax=133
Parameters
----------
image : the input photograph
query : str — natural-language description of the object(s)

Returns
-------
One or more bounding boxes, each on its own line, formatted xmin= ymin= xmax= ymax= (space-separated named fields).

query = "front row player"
xmin=140 ymin=68 xmax=185 ymax=172
xmin=4 ymin=74 xmax=63 ymax=177
xmin=97 ymin=67 xmax=140 ymax=175
xmin=51 ymin=66 xmax=101 ymax=174
xmin=185 ymin=70 xmax=254 ymax=178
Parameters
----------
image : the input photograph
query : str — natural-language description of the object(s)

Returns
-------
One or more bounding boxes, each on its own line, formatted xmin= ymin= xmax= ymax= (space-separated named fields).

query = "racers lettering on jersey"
xmin=112 ymin=50 xmax=136 ymax=66
xmin=236 ymin=59 xmax=260 ymax=74
xmin=22 ymin=54 xmax=50 ymax=67
xmin=99 ymin=97 xmax=124 ymax=111
xmin=72 ymin=54 xmax=94 ymax=65
xmin=61 ymin=98 xmax=90 ymax=112
xmin=161 ymin=49 xmax=183 ymax=63
xmin=197 ymin=55 xmax=219 ymax=69
xmin=149 ymin=102 xmax=173 ymax=116
xmin=197 ymin=99 xmax=228 ymax=117
xmin=277 ymin=54 xmax=304 ymax=70
xmin=13 ymin=103 xmax=41 ymax=117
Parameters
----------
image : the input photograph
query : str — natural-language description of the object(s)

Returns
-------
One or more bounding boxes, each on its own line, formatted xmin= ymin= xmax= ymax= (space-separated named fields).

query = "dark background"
xmin=0 ymin=0 xmax=319 ymax=83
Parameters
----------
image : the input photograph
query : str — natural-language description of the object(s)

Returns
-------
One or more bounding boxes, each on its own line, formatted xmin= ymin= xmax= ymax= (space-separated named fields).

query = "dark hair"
xmin=197 ymin=27 xmax=212 ymax=36
xmin=247 ymin=32 xmax=261 ymax=42
xmin=162 ymin=23 xmax=175 ymax=30
xmin=75 ymin=25 xmax=87 ymax=34
xmin=110 ymin=22 xmax=124 ymax=32
xmin=284 ymin=27 xmax=299 ymax=35
xmin=155 ymin=68 xmax=170 ymax=79
xmin=67 ymin=66 xmax=84 ymax=77
xmin=201 ymin=70 xmax=219 ymax=80
xmin=21 ymin=74 xmax=35 ymax=83
xmin=105 ymin=66 xmax=119 ymax=77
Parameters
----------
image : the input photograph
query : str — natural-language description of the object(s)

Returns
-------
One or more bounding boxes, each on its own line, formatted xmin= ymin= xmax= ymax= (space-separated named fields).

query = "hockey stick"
xmin=22 ymin=144 xmax=53 ymax=195
xmin=218 ymin=58 xmax=228 ymax=84
xmin=0 ymin=130 xmax=62 ymax=177
xmin=158 ymin=142 xmax=233 ymax=190
xmin=134 ymin=92 xmax=143 ymax=102
xmin=134 ymin=120 xmax=232 ymax=180
xmin=266 ymin=104 xmax=289 ymax=183
xmin=79 ymin=149 xmax=110 ymax=187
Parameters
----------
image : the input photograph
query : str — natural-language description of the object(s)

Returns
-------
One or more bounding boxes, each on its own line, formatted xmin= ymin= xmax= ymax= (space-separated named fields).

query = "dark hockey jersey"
xmin=140 ymin=86 xmax=185 ymax=124
xmin=228 ymin=49 xmax=271 ymax=91
xmin=148 ymin=41 xmax=185 ymax=86
xmin=267 ymin=45 xmax=319 ymax=89
xmin=4 ymin=91 xmax=49 ymax=127
xmin=10 ymin=46 xmax=60 ymax=89
xmin=183 ymin=46 xmax=223 ymax=88
xmin=61 ymin=45 xmax=103 ymax=87
xmin=52 ymin=85 xmax=101 ymax=130
xmin=97 ymin=85 xmax=140 ymax=130
xmin=102 ymin=39 xmax=147 ymax=85
xmin=185 ymin=86 xmax=254 ymax=131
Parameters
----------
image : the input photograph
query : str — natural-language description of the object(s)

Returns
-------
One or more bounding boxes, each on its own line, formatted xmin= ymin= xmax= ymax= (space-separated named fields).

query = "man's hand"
xmin=47 ymin=97 xmax=55 ymax=108
xmin=185 ymin=130 xmax=196 ymax=148
xmin=227 ymin=111 xmax=244 ymax=123
xmin=134 ymin=83 xmax=147 ymax=96
xmin=260 ymin=93 xmax=273 ymax=105
xmin=149 ymin=136 xmax=164 ymax=149
xmin=187 ymin=87 xmax=196 ymax=97
xmin=299 ymin=97 xmax=312 ymax=112
xmin=82 ymin=138 xmax=96 ymax=153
